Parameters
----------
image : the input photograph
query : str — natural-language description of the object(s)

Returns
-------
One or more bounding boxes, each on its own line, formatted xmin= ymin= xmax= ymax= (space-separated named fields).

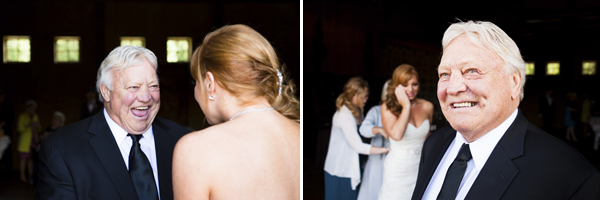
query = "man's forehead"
xmin=113 ymin=66 xmax=158 ymax=82
xmin=439 ymin=45 xmax=501 ymax=70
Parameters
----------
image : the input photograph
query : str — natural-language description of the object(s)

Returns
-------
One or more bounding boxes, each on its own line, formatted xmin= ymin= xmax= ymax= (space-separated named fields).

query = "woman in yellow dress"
xmin=17 ymin=100 xmax=40 ymax=184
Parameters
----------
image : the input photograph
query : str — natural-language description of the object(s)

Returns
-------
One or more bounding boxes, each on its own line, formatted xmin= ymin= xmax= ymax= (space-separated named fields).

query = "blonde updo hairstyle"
xmin=190 ymin=24 xmax=299 ymax=122
xmin=385 ymin=64 xmax=418 ymax=116
xmin=381 ymin=80 xmax=391 ymax=103
xmin=335 ymin=77 xmax=369 ymax=118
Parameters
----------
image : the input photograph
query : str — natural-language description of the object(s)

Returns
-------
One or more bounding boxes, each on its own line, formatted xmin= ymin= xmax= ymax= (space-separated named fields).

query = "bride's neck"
xmin=220 ymin=97 xmax=272 ymax=121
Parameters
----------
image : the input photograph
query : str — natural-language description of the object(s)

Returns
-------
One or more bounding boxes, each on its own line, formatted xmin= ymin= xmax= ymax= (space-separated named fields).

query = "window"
xmin=120 ymin=37 xmax=145 ymax=47
xmin=3 ymin=36 xmax=31 ymax=63
xmin=582 ymin=61 xmax=596 ymax=75
xmin=546 ymin=62 xmax=560 ymax=75
xmin=166 ymin=37 xmax=191 ymax=63
xmin=55 ymin=36 xmax=80 ymax=63
xmin=525 ymin=62 xmax=535 ymax=75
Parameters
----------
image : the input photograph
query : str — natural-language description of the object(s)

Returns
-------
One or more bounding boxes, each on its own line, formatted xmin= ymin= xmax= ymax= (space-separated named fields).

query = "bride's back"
xmin=174 ymin=24 xmax=300 ymax=200
xmin=174 ymin=111 xmax=299 ymax=200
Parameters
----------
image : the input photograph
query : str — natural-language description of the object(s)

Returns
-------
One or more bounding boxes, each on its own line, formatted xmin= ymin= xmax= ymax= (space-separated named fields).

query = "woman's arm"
xmin=173 ymin=134 xmax=211 ymax=200
xmin=373 ymin=127 xmax=388 ymax=140
xmin=359 ymin=106 xmax=383 ymax=138
xmin=382 ymin=103 xmax=410 ymax=141
xmin=338 ymin=109 xmax=388 ymax=155
xmin=381 ymin=85 xmax=411 ymax=141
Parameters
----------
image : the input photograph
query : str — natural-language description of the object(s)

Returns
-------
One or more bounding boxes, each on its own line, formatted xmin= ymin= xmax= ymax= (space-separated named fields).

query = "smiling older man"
xmin=36 ymin=46 xmax=189 ymax=200
xmin=412 ymin=21 xmax=600 ymax=200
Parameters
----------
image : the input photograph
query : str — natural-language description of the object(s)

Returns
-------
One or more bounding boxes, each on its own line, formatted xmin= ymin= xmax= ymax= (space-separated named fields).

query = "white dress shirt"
xmin=324 ymin=105 xmax=372 ymax=190
xmin=103 ymin=109 xmax=161 ymax=198
xmin=422 ymin=109 xmax=518 ymax=200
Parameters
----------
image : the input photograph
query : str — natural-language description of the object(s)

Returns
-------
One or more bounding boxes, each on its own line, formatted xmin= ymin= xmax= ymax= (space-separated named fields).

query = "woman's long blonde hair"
xmin=190 ymin=24 xmax=299 ymax=122
xmin=384 ymin=64 xmax=418 ymax=116
xmin=336 ymin=77 xmax=369 ymax=118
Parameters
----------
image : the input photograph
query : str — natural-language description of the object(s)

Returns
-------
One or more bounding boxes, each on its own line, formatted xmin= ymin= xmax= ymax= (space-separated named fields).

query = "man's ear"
xmin=510 ymin=72 xmax=522 ymax=100
xmin=100 ymin=85 xmax=111 ymax=103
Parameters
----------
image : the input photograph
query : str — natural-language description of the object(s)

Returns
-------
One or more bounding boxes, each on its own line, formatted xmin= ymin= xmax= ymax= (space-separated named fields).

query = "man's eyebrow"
xmin=439 ymin=59 xmax=481 ymax=70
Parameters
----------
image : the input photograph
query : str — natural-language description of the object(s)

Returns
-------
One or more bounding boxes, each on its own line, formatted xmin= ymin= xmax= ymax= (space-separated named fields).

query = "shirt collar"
xmin=103 ymin=108 xmax=153 ymax=144
xmin=455 ymin=108 xmax=519 ymax=171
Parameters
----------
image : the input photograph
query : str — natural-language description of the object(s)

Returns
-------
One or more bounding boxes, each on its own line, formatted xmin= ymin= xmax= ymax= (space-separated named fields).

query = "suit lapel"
xmin=87 ymin=112 xmax=139 ymax=200
xmin=413 ymin=126 xmax=455 ymax=199
xmin=465 ymin=111 xmax=527 ymax=200
xmin=153 ymin=118 xmax=178 ymax=200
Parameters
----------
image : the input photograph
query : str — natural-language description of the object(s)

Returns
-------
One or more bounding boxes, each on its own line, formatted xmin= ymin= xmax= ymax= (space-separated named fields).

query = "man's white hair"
xmin=53 ymin=111 xmax=66 ymax=125
xmin=96 ymin=46 xmax=158 ymax=102
xmin=442 ymin=20 xmax=526 ymax=101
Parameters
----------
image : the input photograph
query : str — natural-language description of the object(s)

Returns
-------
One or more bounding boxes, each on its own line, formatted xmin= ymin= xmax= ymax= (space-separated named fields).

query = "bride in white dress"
xmin=378 ymin=64 xmax=433 ymax=200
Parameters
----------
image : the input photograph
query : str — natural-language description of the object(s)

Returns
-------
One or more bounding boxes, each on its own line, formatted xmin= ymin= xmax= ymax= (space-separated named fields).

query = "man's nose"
xmin=137 ymin=87 xmax=152 ymax=102
xmin=446 ymin=74 xmax=467 ymax=95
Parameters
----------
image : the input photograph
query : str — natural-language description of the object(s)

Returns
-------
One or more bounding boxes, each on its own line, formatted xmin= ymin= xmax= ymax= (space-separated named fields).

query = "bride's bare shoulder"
xmin=174 ymin=126 xmax=229 ymax=157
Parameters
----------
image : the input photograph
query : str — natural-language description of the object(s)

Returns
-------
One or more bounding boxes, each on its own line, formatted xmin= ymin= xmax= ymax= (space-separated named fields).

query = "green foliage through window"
xmin=121 ymin=37 xmax=145 ymax=47
xmin=167 ymin=37 xmax=191 ymax=63
xmin=546 ymin=62 xmax=560 ymax=76
xmin=3 ymin=36 xmax=31 ymax=63
xmin=55 ymin=37 xmax=80 ymax=63
xmin=582 ymin=61 xmax=596 ymax=75
xmin=525 ymin=62 xmax=534 ymax=75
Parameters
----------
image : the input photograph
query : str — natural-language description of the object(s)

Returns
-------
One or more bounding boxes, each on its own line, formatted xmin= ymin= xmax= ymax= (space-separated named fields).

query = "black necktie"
xmin=128 ymin=134 xmax=159 ymax=200
xmin=437 ymin=143 xmax=472 ymax=200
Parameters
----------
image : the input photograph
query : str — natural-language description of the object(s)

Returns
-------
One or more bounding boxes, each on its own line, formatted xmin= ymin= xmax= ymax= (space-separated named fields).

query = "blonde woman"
xmin=173 ymin=24 xmax=300 ymax=199
xmin=324 ymin=77 xmax=390 ymax=200
xmin=378 ymin=64 xmax=433 ymax=200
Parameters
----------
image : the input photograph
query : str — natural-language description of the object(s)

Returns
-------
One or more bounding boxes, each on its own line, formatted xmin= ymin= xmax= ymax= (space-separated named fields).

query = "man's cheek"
xmin=123 ymin=92 xmax=137 ymax=105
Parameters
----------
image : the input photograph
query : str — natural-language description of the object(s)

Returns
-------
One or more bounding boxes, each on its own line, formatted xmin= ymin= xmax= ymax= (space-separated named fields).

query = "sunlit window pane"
xmin=55 ymin=36 xmax=80 ymax=63
xmin=132 ymin=40 xmax=142 ymax=47
xmin=166 ymin=37 xmax=191 ymax=63
xmin=525 ymin=62 xmax=535 ymax=75
xmin=546 ymin=62 xmax=560 ymax=76
xmin=582 ymin=61 xmax=596 ymax=75
xmin=3 ymin=36 xmax=31 ymax=63
xmin=120 ymin=37 xmax=145 ymax=47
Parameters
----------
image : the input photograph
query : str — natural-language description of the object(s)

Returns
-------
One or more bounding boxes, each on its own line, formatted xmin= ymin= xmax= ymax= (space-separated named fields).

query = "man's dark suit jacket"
xmin=412 ymin=111 xmax=600 ymax=200
xmin=35 ymin=111 xmax=189 ymax=200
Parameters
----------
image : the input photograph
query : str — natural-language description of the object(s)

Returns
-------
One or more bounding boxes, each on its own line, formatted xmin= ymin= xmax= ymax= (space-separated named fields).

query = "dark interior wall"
xmin=0 ymin=0 xmax=101 ymax=127
xmin=0 ymin=0 xmax=299 ymax=169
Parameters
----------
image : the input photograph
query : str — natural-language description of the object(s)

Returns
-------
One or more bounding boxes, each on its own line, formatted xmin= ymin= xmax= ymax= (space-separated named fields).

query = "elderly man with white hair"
xmin=36 ymin=46 xmax=189 ymax=200
xmin=412 ymin=21 xmax=600 ymax=200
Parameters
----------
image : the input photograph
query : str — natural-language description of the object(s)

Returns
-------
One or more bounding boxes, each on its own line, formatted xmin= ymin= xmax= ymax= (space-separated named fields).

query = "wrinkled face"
xmin=402 ymin=76 xmax=419 ymax=100
xmin=105 ymin=59 xmax=160 ymax=134
xmin=437 ymin=34 xmax=515 ymax=138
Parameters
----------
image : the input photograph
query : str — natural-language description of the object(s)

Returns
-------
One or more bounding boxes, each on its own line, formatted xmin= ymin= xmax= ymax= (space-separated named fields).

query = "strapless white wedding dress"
xmin=378 ymin=119 xmax=430 ymax=200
